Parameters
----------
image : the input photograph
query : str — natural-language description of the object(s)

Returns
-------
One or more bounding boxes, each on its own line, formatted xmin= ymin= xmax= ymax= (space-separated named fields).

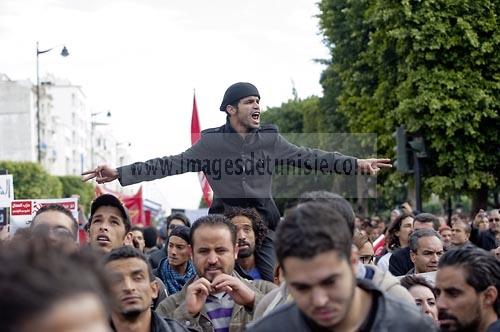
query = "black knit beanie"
xmin=169 ymin=225 xmax=191 ymax=245
xmin=219 ymin=82 xmax=260 ymax=112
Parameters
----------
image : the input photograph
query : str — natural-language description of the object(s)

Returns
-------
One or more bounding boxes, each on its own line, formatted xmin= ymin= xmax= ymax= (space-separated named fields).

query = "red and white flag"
xmin=191 ymin=92 xmax=213 ymax=207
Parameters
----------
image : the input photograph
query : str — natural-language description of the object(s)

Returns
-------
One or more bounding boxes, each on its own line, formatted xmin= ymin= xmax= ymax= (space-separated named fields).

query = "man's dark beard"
xmin=122 ymin=308 xmax=145 ymax=321
xmin=237 ymin=241 xmax=254 ymax=258
xmin=438 ymin=309 xmax=481 ymax=332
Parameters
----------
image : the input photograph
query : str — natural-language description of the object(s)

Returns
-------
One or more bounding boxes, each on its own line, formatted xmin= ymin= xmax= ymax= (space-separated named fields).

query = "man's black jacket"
xmin=118 ymin=120 xmax=357 ymax=230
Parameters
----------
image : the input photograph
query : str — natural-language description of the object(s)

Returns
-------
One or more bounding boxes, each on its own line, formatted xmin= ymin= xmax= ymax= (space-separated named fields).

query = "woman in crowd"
xmin=400 ymin=275 xmax=438 ymax=324
xmin=376 ymin=213 xmax=414 ymax=272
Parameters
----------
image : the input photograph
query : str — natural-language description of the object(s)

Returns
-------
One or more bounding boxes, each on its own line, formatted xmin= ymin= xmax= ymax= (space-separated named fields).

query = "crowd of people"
xmin=0 ymin=192 xmax=499 ymax=332
xmin=1 ymin=82 xmax=498 ymax=331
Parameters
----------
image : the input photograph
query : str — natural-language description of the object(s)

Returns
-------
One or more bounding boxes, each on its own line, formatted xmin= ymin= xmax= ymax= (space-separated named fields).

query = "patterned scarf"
xmin=158 ymin=258 xmax=196 ymax=295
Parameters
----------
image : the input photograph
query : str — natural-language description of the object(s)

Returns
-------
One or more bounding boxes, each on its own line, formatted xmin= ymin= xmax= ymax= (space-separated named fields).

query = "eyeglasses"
xmin=32 ymin=225 xmax=74 ymax=239
xmin=489 ymin=218 xmax=500 ymax=223
xmin=359 ymin=255 xmax=375 ymax=264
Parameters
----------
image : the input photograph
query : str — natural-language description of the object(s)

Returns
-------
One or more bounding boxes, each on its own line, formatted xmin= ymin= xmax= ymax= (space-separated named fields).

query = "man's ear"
xmin=481 ymin=285 xmax=498 ymax=308
xmin=123 ymin=232 xmax=134 ymax=247
xmin=150 ymin=279 xmax=159 ymax=300
xmin=226 ymin=104 xmax=237 ymax=116
xmin=410 ymin=250 xmax=416 ymax=263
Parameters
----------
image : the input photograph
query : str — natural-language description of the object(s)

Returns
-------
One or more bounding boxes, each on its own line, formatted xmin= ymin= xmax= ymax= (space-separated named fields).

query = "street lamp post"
xmin=90 ymin=111 xmax=112 ymax=168
xmin=36 ymin=41 xmax=69 ymax=164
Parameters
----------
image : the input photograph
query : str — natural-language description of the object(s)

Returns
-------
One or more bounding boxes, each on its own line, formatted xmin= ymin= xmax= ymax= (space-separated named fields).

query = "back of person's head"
xmin=409 ymin=228 xmax=440 ymax=252
xmin=224 ymin=206 xmax=268 ymax=249
xmin=276 ymin=201 xmax=352 ymax=268
xmin=0 ymin=239 xmax=111 ymax=332
xmin=414 ymin=213 xmax=440 ymax=231
xmin=297 ymin=191 xmax=355 ymax=235
xmin=142 ymin=226 xmax=158 ymax=249
xmin=190 ymin=214 xmax=236 ymax=246
xmin=438 ymin=247 xmax=500 ymax=314
xmin=104 ymin=245 xmax=155 ymax=282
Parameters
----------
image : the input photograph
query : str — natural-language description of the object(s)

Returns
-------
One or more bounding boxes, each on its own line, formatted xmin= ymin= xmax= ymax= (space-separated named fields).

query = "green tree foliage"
xmin=261 ymin=96 xmax=363 ymax=213
xmin=0 ymin=162 xmax=95 ymax=212
xmin=58 ymin=176 xmax=95 ymax=214
xmin=318 ymin=0 xmax=499 ymax=210
xmin=0 ymin=161 xmax=62 ymax=199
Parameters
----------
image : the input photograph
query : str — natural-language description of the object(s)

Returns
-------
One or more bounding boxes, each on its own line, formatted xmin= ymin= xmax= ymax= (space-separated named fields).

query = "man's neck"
xmin=228 ymin=118 xmax=251 ymax=138
xmin=238 ymin=255 xmax=256 ymax=272
xmin=478 ymin=310 xmax=498 ymax=332
xmin=334 ymin=286 xmax=373 ymax=331
xmin=172 ymin=261 xmax=188 ymax=275
xmin=111 ymin=309 xmax=151 ymax=332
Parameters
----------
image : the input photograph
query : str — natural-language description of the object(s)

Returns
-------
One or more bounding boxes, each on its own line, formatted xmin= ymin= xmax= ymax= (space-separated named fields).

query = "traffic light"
xmin=408 ymin=136 xmax=427 ymax=158
xmin=393 ymin=126 xmax=411 ymax=173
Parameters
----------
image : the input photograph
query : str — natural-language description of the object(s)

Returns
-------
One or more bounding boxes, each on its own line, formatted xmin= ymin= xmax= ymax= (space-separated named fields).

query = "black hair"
xmin=0 ymin=239 xmax=112 ymax=332
xmin=438 ymin=247 xmax=500 ymax=315
xmin=31 ymin=204 xmax=78 ymax=239
xmin=104 ymin=245 xmax=155 ymax=282
xmin=142 ymin=226 xmax=158 ymax=249
xmin=297 ymin=191 xmax=355 ymax=236
xmin=224 ymin=207 xmax=268 ymax=249
xmin=386 ymin=213 xmax=415 ymax=250
xmin=400 ymin=274 xmax=436 ymax=297
xmin=166 ymin=212 xmax=190 ymax=228
xmin=190 ymin=214 xmax=236 ymax=247
xmin=276 ymin=201 xmax=352 ymax=269
xmin=414 ymin=213 xmax=440 ymax=231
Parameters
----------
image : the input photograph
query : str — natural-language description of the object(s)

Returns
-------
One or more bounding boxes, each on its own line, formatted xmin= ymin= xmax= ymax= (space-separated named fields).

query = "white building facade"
xmin=0 ymin=73 xmax=121 ymax=176
xmin=0 ymin=74 xmax=39 ymax=162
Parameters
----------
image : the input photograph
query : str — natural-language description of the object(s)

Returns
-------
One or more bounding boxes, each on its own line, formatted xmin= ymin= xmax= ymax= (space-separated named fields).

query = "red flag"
xmin=191 ymin=95 xmax=201 ymax=145
xmin=122 ymin=187 xmax=144 ymax=225
xmin=191 ymin=93 xmax=213 ymax=206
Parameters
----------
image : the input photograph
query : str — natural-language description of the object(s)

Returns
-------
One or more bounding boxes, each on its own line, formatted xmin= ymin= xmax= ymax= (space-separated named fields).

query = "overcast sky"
xmin=0 ymin=0 xmax=330 ymax=211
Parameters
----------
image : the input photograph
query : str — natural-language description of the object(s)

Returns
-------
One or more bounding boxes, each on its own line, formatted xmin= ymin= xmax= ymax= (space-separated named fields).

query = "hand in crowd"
xmin=357 ymin=158 xmax=392 ymax=175
xmin=81 ymin=165 xmax=119 ymax=184
xmin=473 ymin=209 xmax=488 ymax=228
xmin=185 ymin=275 xmax=255 ymax=316
xmin=211 ymin=274 xmax=255 ymax=307
xmin=185 ymin=277 xmax=213 ymax=316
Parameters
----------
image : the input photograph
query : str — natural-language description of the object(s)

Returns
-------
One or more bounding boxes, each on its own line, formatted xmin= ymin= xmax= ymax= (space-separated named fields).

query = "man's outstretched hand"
xmin=357 ymin=158 xmax=392 ymax=175
xmin=81 ymin=165 xmax=119 ymax=184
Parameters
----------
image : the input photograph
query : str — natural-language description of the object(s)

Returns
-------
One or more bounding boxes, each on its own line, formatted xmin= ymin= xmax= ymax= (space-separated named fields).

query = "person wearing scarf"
xmin=157 ymin=225 xmax=196 ymax=295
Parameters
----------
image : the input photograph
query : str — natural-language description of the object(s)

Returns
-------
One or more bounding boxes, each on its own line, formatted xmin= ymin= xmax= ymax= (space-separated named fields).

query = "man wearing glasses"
xmin=30 ymin=204 xmax=79 ymax=253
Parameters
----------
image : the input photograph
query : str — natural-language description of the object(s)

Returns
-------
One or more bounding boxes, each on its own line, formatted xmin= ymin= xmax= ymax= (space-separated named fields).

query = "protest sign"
xmin=0 ymin=175 xmax=14 ymax=208
xmin=10 ymin=198 xmax=78 ymax=233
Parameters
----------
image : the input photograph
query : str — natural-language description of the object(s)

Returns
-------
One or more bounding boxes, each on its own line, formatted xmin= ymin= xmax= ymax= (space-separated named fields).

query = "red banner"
xmin=191 ymin=93 xmax=213 ymax=206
